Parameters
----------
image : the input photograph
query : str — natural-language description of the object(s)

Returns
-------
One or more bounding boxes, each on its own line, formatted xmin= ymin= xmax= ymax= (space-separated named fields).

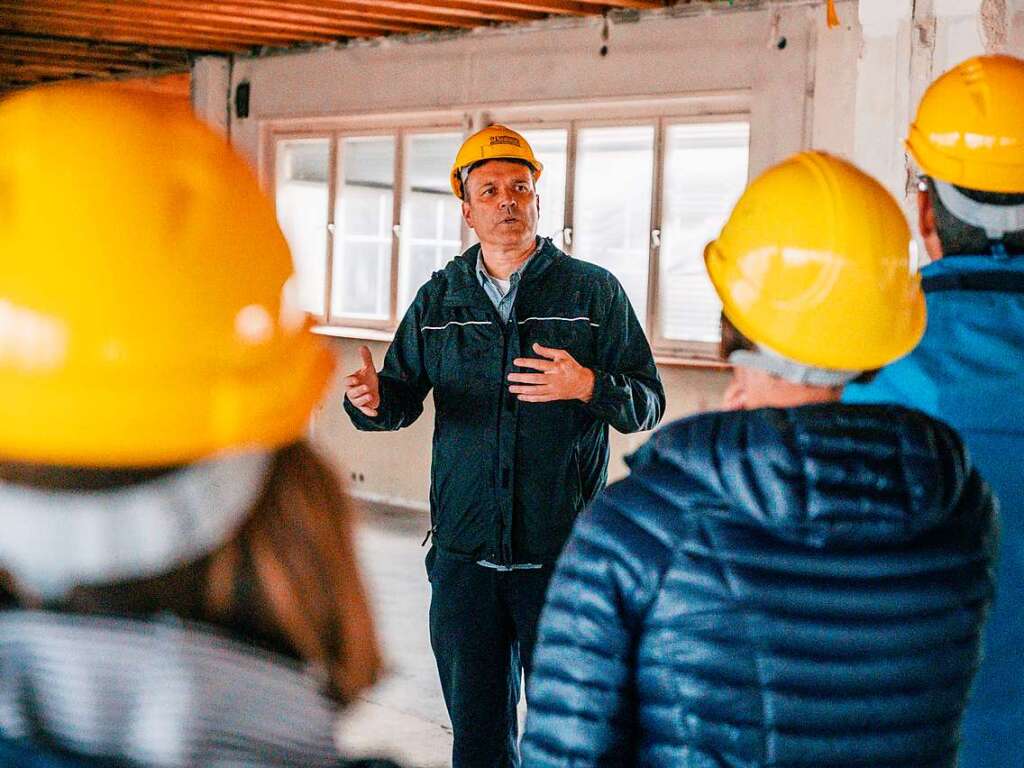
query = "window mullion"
xmin=648 ymin=118 xmax=667 ymax=346
xmin=390 ymin=130 xmax=405 ymax=330
xmin=563 ymin=121 xmax=578 ymax=254
xmin=324 ymin=134 xmax=340 ymax=326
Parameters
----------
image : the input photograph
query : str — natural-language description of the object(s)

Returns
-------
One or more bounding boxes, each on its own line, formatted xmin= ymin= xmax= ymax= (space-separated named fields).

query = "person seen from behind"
xmin=0 ymin=83 xmax=396 ymax=768
xmin=843 ymin=54 xmax=1024 ymax=768
xmin=520 ymin=151 xmax=998 ymax=767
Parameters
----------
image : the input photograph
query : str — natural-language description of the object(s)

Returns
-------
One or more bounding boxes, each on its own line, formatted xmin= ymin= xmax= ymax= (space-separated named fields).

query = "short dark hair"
xmin=719 ymin=312 xmax=755 ymax=360
xmin=926 ymin=178 xmax=1024 ymax=257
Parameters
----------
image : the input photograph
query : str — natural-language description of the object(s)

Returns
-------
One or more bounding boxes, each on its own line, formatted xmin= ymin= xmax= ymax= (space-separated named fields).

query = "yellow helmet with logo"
xmin=0 ymin=83 xmax=334 ymax=468
xmin=907 ymin=54 xmax=1024 ymax=193
xmin=450 ymin=124 xmax=543 ymax=200
xmin=705 ymin=151 xmax=925 ymax=371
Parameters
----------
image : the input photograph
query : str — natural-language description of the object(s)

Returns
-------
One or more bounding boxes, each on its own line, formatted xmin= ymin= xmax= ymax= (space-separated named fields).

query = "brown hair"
xmin=3 ymin=442 xmax=382 ymax=704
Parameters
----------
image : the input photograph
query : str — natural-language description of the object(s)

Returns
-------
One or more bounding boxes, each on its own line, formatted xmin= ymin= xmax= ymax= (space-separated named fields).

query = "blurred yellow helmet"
xmin=450 ymin=124 xmax=543 ymax=200
xmin=907 ymin=54 xmax=1024 ymax=193
xmin=705 ymin=151 xmax=925 ymax=371
xmin=0 ymin=83 xmax=334 ymax=468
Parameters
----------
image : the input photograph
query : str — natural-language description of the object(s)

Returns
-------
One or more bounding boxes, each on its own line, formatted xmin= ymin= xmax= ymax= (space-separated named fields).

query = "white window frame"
xmin=263 ymin=92 xmax=749 ymax=364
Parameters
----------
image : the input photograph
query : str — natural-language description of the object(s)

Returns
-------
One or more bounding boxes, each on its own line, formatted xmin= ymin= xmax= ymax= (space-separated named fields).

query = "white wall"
xmin=194 ymin=0 xmax=1024 ymax=511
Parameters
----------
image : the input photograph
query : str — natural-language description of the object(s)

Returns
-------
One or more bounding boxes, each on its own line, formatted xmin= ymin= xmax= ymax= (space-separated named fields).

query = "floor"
xmin=337 ymin=506 xmax=527 ymax=767
xmin=337 ymin=507 xmax=451 ymax=767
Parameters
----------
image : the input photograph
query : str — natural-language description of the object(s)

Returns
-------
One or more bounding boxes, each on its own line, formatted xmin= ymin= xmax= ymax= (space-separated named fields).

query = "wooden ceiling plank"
xmin=0 ymin=4 xmax=390 ymax=43
xmin=3 ymin=19 xmax=253 ymax=52
xmin=133 ymin=0 xmax=462 ymax=32
xmin=325 ymin=0 xmax=542 ymax=23
xmin=422 ymin=0 xmax=591 ymax=17
xmin=0 ymin=39 xmax=185 ymax=65
xmin=238 ymin=0 xmax=483 ymax=28
xmin=0 ymin=30 xmax=191 ymax=59
xmin=0 ymin=61 xmax=138 ymax=77
xmin=0 ymin=46 xmax=178 ymax=69
xmin=47 ymin=0 xmax=434 ymax=35
xmin=563 ymin=0 xmax=664 ymax=7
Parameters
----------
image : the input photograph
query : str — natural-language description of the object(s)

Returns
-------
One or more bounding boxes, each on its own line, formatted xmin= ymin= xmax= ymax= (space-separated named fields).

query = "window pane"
xmin=275 ymin=138 xmax=329 ymax=316
xmin=331 ymin=137 xmax=395 ymax=321
xmin=573 ymin=126 xmax=655 ymax=326
xmin=659 ymin=122 xmax=749 ymax=343
xmin=521 ymin=129 xmax=567 ymax=244
xmin=399 ymin=132 xmax=463 ymax=311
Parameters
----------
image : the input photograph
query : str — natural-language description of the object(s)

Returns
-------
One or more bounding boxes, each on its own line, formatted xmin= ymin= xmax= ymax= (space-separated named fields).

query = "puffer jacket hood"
xmin=629 ymin=404 xmax=975 ymax=549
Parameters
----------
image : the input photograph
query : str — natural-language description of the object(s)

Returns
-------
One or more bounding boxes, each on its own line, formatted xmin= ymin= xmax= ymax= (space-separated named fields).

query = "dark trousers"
xmin=427 ymin=549 xmax=553 ymax=768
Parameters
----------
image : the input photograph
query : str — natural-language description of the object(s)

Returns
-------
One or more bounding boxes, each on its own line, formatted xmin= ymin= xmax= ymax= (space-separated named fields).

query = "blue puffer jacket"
xmin=521 ymin=405 xmax=997 ymax=768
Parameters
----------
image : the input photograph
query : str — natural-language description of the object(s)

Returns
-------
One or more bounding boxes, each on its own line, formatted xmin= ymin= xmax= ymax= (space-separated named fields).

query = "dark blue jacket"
xmin=521 ymin=405 xmax=997 ymax=768
xmin=844 ymin=254 xmax=1024 ymax=768
xmin=345 ymin=239 xmax=664 ymax=565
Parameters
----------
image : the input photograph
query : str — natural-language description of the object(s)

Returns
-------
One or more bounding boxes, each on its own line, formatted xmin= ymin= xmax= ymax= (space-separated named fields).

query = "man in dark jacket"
xmin=843 ymin=55 xmax=1024 ymax=768
xmin=521 ymin=151 xmax=997 ymax=767
xmin=343 ymin=124 xmax=665 ymax=768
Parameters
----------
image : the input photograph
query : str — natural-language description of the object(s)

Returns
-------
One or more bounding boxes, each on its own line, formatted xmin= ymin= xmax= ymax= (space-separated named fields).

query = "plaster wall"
xmin=190 ymin=2 xmax=877 ymax=510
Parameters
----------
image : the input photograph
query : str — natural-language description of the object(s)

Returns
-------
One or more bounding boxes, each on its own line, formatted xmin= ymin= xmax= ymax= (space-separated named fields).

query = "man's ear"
xmin=722 ymin=375 xmax=746 ymax=411
xmin=461 ymin=199 xmax=473 ymax=228
xmin=917 ymin=187 xmax=944 ymax=262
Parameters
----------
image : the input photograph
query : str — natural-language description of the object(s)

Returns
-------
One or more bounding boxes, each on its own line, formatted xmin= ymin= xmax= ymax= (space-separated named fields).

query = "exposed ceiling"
xmin=0 ymin=1 xmax=672 ymax=96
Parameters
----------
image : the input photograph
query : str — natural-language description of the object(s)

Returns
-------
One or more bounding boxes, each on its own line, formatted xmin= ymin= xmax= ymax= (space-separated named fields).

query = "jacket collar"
xmin=453 ymin=238 xmax=561 ymax=287
xmin=626 ymin=404 xmax=981 ymax=549
xmin=922 ymin=253 xmax=1024 ymax=278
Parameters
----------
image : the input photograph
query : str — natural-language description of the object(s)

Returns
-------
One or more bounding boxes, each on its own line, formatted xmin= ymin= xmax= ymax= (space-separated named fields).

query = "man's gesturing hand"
xmin=508 ymin=343 xmax=596 ymax=403
xmin=345 ymin=345 xmax=381 ymax=417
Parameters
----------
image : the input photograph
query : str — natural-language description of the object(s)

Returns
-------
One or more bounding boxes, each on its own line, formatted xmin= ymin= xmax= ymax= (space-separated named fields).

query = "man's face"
xmin=461 ymin=160 xmax=540 ymax=251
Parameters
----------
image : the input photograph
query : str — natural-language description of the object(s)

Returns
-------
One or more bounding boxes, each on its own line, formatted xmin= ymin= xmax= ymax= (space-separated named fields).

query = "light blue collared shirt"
xmin=475 ymin=239 xmax=540 ymax=323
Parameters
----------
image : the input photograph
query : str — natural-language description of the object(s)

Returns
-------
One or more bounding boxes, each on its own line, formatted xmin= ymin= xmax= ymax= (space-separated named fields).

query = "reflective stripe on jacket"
xmin=344 ymin=238 xmax=665 ymax=565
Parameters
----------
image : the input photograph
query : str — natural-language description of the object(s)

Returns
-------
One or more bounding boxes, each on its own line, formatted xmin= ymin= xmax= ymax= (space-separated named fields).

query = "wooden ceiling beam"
xmin=137 ymin=0 xmax=477 ymax=32
xmin=415 ymin=0 xmax=591 ymax=17
xmin=323 ymin=0 xmax=543 ymax=23
xmin=22 ymin=0 xmax=437 ymax=36
xmin=565 ymin=0 xmax=665 ymax=8
xmin=0 ymin=61 xmax=137 ymax=77
xmin=1 ymin=19 xmax=252 ymax=53
xmin=0 ymin=4 xmax=405 ymax=44
xmin=0 ymin=39 xmax=185 ymax=66
xmin=0 ymin=48 xmax=180 ymax=72
xmin=0 ymin=30 xmax=190 ymax=59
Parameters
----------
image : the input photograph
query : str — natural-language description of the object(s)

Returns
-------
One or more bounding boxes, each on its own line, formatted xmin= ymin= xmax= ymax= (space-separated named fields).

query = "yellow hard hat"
xmin=450 ymin=124 xmax=543 ymax=200
xmin=907 ymin=54 xmax=1024 ymax=193
xmin=705 ymin=151 xmax=925 ymax=371
xmin=0 ymin=83 xmax=335 ymax=468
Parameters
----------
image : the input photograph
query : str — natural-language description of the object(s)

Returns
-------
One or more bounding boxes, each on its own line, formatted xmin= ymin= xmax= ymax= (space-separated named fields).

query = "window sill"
xmin=313 ymin=325 xmax=731 ymax=369
xmin=653 ymin=354 xmax=730 ymax=370
xmin=311 ymin=325 xmax=394 ymax=342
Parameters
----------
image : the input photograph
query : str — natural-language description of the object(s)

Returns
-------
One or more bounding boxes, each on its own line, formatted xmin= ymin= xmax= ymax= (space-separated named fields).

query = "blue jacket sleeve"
xmin=521 ymin=497 xmax=666 ymax=767
xmin=344 ymin=285 xmax=433 ymax=432
xmin=584 ymin=281 xmax=665 ymax=434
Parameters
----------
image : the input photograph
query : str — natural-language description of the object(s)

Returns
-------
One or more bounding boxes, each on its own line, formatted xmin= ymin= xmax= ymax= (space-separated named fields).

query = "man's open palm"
xmin=345 ymin=345 xmax=381 ymax=417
